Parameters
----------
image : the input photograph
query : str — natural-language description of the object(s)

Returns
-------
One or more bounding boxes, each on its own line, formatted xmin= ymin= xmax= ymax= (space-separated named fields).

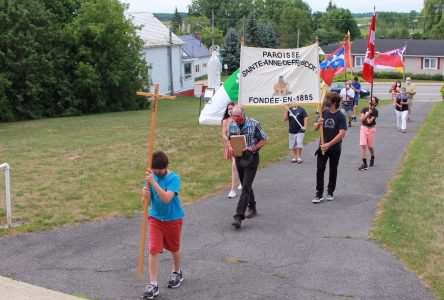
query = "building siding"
xmin=142 ymin=46 xmax=189 ymax=95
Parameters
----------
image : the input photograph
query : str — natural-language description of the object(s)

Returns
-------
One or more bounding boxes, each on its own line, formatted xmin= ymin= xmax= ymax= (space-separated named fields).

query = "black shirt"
xmin=395 ymin=95 xmax=409 ymax=111
xmin=361 ymin=107 xmax=379 ymax=127
xmin=287 ymin=106 xmax=308 ymax=134
xmin=319 ymin=109 xmax=347 ymax=152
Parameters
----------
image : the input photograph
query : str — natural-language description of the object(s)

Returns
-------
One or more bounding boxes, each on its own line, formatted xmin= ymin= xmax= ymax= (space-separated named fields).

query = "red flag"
xmin=375 ymin=46 xmax=406 ymax=72
xmin=363 ymin=10 xmax=376 ymax=83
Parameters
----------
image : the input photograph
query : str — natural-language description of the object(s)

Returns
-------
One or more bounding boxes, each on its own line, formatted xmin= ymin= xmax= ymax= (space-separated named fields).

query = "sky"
xmin=121 ymin=0 xmax=423 ymax=14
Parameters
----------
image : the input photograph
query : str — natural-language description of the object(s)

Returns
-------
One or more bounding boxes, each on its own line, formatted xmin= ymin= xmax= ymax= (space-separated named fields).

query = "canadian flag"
xmin=363 ymin=9 xmax=376 ymax=83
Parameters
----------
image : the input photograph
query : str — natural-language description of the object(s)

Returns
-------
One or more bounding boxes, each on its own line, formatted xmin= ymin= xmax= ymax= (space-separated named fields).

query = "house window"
xmin=203 ymin=63 xmax=207 ymax=69
xmin=355 ymin=56 xmax=365 ymax=67
xmin=423 ymin=57 xmax=437 ymax=69
xmin=184 ymin=63 xmax=192 ymax=80
xmin=195 ymin=64 xmax=201 ymax=73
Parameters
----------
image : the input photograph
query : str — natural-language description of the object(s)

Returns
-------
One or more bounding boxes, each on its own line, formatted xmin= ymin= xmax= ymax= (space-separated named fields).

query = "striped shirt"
xmin=228 ymin=117 xmax=267 ymax=149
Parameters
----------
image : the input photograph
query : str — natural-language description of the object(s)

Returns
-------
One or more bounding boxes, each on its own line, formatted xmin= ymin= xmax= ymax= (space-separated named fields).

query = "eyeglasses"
xmin=232 ymin=114 xmax=243 ymax=118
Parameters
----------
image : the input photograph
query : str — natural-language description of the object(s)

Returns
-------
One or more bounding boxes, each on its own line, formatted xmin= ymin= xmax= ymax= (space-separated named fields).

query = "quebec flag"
xmin=320 ymin=46 xmax=346 ymax=85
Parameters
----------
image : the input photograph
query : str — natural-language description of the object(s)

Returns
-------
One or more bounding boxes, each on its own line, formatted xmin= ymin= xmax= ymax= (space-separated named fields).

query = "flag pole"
xmin=402 ymin=41 xmax=407 ymax=82
xmin=316 ymin=35 xmax=327 ymax=155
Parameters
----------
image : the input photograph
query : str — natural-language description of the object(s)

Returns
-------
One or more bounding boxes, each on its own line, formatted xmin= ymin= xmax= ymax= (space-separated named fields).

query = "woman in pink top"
xmin=221 ymin=102 xmax=241 ymax=198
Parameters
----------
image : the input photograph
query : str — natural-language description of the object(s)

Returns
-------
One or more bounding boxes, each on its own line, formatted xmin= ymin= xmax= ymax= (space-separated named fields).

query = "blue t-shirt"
xmin=147 ymin=171 xmax=185 ymax=221
xmin=352 ymin=81 xmax=361 ymax=100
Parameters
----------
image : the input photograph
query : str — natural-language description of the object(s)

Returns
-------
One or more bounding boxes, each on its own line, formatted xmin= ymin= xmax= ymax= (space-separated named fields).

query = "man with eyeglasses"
xmin=228 ymin=105 xmax=267 ymax=229
xmin=405 ymin=77 xmax=416 ymax=121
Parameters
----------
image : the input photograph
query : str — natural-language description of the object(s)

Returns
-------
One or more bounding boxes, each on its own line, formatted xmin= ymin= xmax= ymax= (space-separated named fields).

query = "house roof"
xmin=128 ymin=13 xmax=184 ymax=47
xmin=321 ymin=39 xmax=444 ymax=57
xmin=179 ymin=35 xmax=211 ymax=58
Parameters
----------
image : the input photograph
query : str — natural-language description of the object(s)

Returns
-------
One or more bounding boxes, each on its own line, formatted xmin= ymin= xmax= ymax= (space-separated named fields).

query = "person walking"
xmin=340 ymin=80 xmax=355 ymax=127
xmin=222 ymin=102 xmax=241 ymax=198
xmin=390 ymin=80 xmax=402 ymax=102
xmin=313 ymin=92 xmax=347 ymax=203
xmin=228 ymin=105 xmax=267 ymax=228
xmin=283 ymin=104 xmax=308 ymax=163
xmin=141 ymin=151 xmax=185 ymax=299
xmin=405 ymin=77 xmax=416 ymax=121
xmin=351 ymin=76 xmax=361 ymax=122
xmin=394 ymin=87 xmax=410 ymax=133
xmin=358 ymin=96 xmax=379 ymax=171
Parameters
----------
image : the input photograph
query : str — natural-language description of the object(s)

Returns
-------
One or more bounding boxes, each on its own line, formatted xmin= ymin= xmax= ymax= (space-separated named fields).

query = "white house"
xmin=179 ymin=34 xmax=212 ymax=80
xmin=129 ymin=13 xmax=195 ymax=95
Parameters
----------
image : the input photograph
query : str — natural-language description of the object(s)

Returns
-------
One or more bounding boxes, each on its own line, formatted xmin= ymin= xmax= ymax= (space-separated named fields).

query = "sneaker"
xmin=312 ymin=196 xmax=324 ymax=203
xmin=358 ymin=163 xmax=368 ymax=171
xmin=402 ymin=130 xmax=406 ymax=133
xmin=143 ymin=284 xmax=159 ymax=299
xmin=369 ymin=159 xmax=374 ymax=167
xmin=297 ymin=158 xmax=303 ymax=164
xmin=353 ymin=116 xmax=357 ymax=122
xmin=244 ymin=207 xmax=257 ymax=218
xmin=291 ymin=158 xmax=297 ymax=163
xmin=325 ymin=194 xmax=334 ymax=201
xmin=167 ymin=270 xmax=184 ymax=288
xmin=231 ymin=216 xmax=242 ymax=228
xmin=227 ymin=190 xmax=236 ymax=198
xmin=238 ymin=184 xmax=242 ymax=190
xmin=348 ymin=121 xmax=352 ymax=127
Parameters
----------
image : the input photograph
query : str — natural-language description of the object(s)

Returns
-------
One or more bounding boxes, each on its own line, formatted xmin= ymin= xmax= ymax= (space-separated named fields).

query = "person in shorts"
xmin=358 ymin=96 xmax=379 ymax=171
xmin=351 ymin=76 xmax=361 ymax=122
xmin=283 ymin=104 xmax=308 ymax=163
xmin=141 ymin=151 xmax=185 ymax=299
xmin=339 ymin=80 xmax=355 ymax=127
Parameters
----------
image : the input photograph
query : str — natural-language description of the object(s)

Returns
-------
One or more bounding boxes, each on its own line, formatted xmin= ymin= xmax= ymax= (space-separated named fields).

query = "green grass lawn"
xmin=371 ymin=102 xmax=444 ymax=299
xmin=0 ymin=97 xmax=331 ymax=235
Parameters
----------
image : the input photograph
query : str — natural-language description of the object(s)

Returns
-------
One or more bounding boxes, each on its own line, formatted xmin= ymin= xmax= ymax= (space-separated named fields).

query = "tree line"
xmin=0 ymin=0 xmax=148 ymax=122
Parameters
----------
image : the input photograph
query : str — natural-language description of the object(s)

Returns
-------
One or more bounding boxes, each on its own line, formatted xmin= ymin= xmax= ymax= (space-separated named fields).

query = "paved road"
xmin=0 ymin=102 xmax=438 ymax=300
xmin=361 ymin=82 xmax=442 ymax=101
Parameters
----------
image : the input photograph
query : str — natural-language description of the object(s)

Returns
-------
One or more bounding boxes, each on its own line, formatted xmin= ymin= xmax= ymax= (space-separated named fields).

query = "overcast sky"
xmin=121 ymin=0 xmax=423 ymax=14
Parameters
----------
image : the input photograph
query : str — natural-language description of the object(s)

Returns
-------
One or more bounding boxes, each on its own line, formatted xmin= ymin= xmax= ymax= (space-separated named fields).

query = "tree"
xmin=421 ymin=0 xmax=444 ymax=38
xmin=245 ymin=11 xmax=261 ymax=46
xmin=63 ymin=0 xmax=147 ymax=114
xmin=277 ymin=7 xmax=313 ymax=48
xmin=181 ymin=15 xmax=224 ymax=47
xmin=258 ymin=23 xmax=279 ymax=48
xmin=326 ymin=0 xmax=337 ymax=12
xmin=171 ymin=7 xmax=182 ymax=34
xmin=317 ymin=8 xmax=361 ymax=41
xmin=222 ymin=28 xmax=240 ymax=73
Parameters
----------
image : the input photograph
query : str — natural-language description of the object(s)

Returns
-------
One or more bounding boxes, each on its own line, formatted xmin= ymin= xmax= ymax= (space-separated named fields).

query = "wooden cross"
xmin=136 ymin=84 xmax=175 ymax=279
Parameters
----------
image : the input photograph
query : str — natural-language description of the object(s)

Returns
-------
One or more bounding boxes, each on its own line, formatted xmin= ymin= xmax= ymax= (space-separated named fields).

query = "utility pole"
xmin=168 ymin=29 xmax=174 ymax=95
xmin=297 ymin=28 xmax=300 ymax=48
xmin=211 ymin=10 xmax=215 ymax=48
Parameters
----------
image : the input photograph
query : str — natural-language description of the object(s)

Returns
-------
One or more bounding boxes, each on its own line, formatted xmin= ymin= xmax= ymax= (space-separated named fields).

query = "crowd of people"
xmin=139 ymin=77 xmax=418 ymax=299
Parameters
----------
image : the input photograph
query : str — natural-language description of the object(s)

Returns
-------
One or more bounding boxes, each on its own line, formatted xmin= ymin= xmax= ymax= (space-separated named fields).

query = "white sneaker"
xmin=238 ymin=184 xmax=242 ymax=190
xmin=312 ymin=196 xmax=324 ymax=203
xmin=227 ymin=190 xmax=236 ymax=198
xmin=325 ymin=194 xmax=334 ymax=201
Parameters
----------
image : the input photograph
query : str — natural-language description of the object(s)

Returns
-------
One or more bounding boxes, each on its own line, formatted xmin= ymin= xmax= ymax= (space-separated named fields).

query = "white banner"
xmin=239 ymin=44 xmax=320 ymax=106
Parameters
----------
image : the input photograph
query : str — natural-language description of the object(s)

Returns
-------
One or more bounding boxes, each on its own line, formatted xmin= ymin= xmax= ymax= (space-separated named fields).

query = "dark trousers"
xmin=316 ymin=149 xmax=341 ymax=197
xmin=235 ymin=153 xmax=259 ymax=219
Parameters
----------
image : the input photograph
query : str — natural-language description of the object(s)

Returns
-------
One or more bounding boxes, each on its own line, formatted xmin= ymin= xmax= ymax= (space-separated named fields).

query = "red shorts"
xmin=148 ymin=217 xmax=183 ymax=255
xmin=360 ymin=125 xmax=376 ymax=147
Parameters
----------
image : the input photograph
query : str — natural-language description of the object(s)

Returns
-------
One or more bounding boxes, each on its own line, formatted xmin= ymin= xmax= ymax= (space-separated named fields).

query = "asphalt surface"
xmin=0 ymin=101 xmax=438 ymax=300
xmin=360 ymin=82 xmax=442 ymax=101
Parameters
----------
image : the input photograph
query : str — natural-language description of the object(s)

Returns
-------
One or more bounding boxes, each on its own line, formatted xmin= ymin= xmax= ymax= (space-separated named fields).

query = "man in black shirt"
xmin=313 ymin=92 xmax=347 ymax=203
